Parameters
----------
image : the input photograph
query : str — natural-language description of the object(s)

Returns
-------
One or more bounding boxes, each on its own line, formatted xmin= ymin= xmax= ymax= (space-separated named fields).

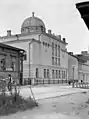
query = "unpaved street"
xmin=1 ymin=88 xmax=89 ymax=119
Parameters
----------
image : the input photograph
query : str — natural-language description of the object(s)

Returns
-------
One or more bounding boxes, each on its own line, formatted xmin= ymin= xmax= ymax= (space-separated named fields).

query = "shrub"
xmin=0 ymin=80 xmax=37 ymax=116
xmin=0 ymin=94 xmax=37 ymax=116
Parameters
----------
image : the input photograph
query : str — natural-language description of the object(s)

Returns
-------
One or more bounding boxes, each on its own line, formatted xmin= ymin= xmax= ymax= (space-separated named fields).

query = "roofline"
xmin=0 ymin=43 xmax=25 ymax=52
xmin=0 ymin=32 xmax=68 ymax=45
xmin=44 ymin=33 xmax=68 ymax=45
xmin=68 ymin=52 xmax=78 ymax=59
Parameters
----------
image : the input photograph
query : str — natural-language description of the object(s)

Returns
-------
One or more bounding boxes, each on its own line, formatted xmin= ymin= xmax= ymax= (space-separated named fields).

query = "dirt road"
xmin=1 ymin=90 xmax=89 ymax=119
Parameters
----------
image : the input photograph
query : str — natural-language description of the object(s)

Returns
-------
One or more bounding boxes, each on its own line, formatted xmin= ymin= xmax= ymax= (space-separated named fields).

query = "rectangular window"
xmin=62 ymin=71 xmax=64 ymax=79
xmin=44 ymin=69 xmax=46 ymax=78
xmin=52 ymin=57 xmax=54 ymax=65
xmin=59 ymin=70 xmax=60 ymax=78
xmin=12 ymin=62 xmax=16 ymax=71
xmin=52 ymin=70 xmax=54 ymax=78
xmin=58 ymin=58 xmax=60 ymax=65
xmin=56 ymin=70 xmax=58 ymax=78
xmin=55 ymin=44 xmax=57 ymax=56
xmin=47 ymin=69 xmax=49 ymax=78
xmin=55 ymin=58 xmax=57 ymax=65
xmin=12 ymin=56 xmax=16 ymax=71
xmin=24 ymin=54 xmax=27 ymax=60
xmin=52 ymin=42 xmax=54 ymax=56
xmin=36 ymin=68 xmax=39 ymax=78
xmin=58 ymin=45 xmax=60 ymax=57
xmin=64 ymin=71 xmax=65 ymax=79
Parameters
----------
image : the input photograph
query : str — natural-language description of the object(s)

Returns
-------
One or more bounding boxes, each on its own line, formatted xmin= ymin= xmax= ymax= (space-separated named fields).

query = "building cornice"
xmin=0 ymin=32 xmax=68 ymax=45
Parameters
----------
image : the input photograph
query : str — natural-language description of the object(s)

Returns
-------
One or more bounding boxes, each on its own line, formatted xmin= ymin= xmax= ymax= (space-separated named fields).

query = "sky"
xmin=0 ymin=0 xmax=89 ymax=54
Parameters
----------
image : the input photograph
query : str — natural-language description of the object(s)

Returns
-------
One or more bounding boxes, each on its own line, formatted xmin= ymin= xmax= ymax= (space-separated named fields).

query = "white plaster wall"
xmin=68 ymin=55 xmax=78 ymax=80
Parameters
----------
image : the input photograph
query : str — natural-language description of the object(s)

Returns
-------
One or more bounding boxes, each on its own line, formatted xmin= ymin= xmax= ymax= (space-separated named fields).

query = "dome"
xmin=21 ymin=12 xmax=46 ymax=34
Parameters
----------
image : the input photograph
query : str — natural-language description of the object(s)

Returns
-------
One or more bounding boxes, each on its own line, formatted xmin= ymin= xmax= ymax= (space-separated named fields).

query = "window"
xmin=48 ymin=44 xmax=49 ymax=47
xmin=0 ymin=58 xmax=6 ymax=71
xmin=52 ymin=42 xmax=54 ymax=55
xmin=45 ymin=43 xmax=47 ymax=46
xmin=56 ymin=70 xmax=58 ymax=78
xmin=44 ymin=69 xmax=46 ymax=78
xmin=62 ymin=71 xmax=64 ymax=79
xmin=55 ymin=44 xmax=57 ymax=56
xmin=64 ymin=71 xmax=65 ymax=79
xmin=58 ymin=45 xmax=60 ymax=57
xmin=24 ymin=53 xmax=27 ymax=60
xmin=43 ymin=42 xmax=45 ymax=46
xmin=11 ymin=56 xmax=16 ymax=71
xmin=55 ymin=58 xmax=57 ymax=65
xmin=52 ymin=57 xmax=54 ymax=65
xmin=58 ymin=58 xmax=60 ymax=65
xmin=59 ymin=70 xmax=60 ymax=78
xmin=52 ymin=70 xmax=54 ymax=78
xmin=47 ymin=69 xmax=49 ymax=78
xmin=36 ymin=68 xmax=39 ymax=78
xmin=12 ymin=62 xmax=16 ymax=71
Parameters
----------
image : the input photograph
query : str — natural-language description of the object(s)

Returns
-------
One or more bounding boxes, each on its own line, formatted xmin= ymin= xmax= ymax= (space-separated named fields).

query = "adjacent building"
xmin=68 ymin=50 xmax=89 ymax=83
xmin=0 ymin=12 xmax=68 ymax=84
xmin=0 ymin=43 xmax=25 ymax=85
xmin=76 ymin=51 xmax=89 ymax=83
xmin=68 ymin=52 xmax=78 ymax=82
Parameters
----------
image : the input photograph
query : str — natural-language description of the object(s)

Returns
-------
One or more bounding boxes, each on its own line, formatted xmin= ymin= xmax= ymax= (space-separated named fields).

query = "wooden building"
xmin=0 ymin=43 xmax=25 ymax=85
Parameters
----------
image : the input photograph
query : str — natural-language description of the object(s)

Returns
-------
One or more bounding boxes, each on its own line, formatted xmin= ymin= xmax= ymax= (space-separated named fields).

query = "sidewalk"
xmin=19 ymin=84 xmax=89 ymax=100
xmin=19 ymin=83 xmax=70 ymax=89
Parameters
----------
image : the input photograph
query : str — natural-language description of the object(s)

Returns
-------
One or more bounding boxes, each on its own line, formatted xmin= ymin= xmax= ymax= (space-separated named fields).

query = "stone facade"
xmin=0 ymin=13 xmax=68 ymax=84
xmin=1 ymin=33 xmax=68 ymax=83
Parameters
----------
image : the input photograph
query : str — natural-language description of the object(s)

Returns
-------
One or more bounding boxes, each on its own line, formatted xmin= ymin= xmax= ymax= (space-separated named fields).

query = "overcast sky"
xmin=0 ymin=0 xmax=88 ymax=54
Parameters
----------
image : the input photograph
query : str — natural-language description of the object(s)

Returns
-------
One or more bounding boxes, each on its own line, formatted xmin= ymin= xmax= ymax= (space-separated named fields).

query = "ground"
xmin=1 ymin=84 xmax=89 ymax=119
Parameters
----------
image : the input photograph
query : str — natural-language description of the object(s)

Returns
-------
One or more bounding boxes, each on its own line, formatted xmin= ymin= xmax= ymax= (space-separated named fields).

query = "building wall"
xmin=3 ymin=40 xmax=30 ymax=78
xmin=0 ymin=47 xmax=21 ymax=83
xmin=2 ymin=33 xmax=68 ymax=82
xmin=78 ymin=61 xmax=89 ymax=82
xmin=68 ymin=55 xmax=78 ymax=81
xmin=31 ymin=34 xmax=68 ymax=80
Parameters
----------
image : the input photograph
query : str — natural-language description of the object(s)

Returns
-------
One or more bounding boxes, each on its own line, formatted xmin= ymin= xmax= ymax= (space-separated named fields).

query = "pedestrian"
xmin=81 ymin=80 xmax=83 ymax=83
xmin=68 ymin=80 xmax=71 ymax=85
xmin=7 ymin=74 xmax=13 ymax=91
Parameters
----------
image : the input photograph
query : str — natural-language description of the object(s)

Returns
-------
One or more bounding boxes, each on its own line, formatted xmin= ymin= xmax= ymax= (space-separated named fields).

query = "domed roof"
xmin=21 ymin=12 xmax=45 ymax=29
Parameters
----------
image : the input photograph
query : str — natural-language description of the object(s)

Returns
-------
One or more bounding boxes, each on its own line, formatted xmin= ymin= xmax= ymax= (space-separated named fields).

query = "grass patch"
xmin=0 ymin=94 xmax=38 ymax=116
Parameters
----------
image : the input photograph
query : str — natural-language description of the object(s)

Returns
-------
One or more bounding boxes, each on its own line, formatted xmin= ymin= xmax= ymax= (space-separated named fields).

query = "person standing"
xmin=7 ymin=74 xmax=13 ymax=91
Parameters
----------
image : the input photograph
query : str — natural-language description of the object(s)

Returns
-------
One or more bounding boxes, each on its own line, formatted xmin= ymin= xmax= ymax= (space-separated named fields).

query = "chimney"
xmin=48 ymin=30 xmax=51 ymax=34
xmin=7 ymin=30 xmax=11 ymax=36
xmin=63 ymin=38 xmax=66 ymax=42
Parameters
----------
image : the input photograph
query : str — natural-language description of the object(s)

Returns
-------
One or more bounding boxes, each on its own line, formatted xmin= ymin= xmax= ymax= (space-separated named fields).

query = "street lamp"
xmin=72 ymin=65 xmax=75 ymax=88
